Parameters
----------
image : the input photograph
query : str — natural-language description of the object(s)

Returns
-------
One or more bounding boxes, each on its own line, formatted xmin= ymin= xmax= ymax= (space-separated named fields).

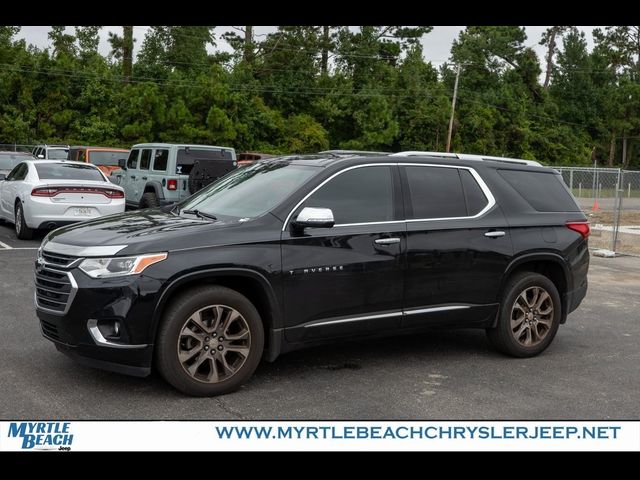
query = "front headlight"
xmin=79 ymin=253 xmax=168 ymax=278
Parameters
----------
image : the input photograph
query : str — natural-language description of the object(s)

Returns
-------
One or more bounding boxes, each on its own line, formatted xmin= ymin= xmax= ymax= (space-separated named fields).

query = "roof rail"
xmin=390 ymin=151 xmax=459 ymax=159
xmin=391 ymin=151 xmax=541 ymax=167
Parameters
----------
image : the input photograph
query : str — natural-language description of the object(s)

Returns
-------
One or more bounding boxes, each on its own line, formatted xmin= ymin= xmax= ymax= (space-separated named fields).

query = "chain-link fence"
xmin=0 ymin=143 xmax=38 ymax=153
xmin=554 ymin=167 xmax=640 ymax=256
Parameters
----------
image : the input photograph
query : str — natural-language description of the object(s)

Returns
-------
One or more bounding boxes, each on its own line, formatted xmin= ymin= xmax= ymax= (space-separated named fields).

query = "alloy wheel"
xmin=510 ymin=286 xmax=554 ymax=347
xmin=177 ymin=304 xmax=251 ymax=383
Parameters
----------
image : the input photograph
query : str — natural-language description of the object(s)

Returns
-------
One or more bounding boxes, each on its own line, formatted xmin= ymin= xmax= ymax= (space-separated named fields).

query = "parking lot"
xmin=0 ymin=221 xmax=638 ymax=420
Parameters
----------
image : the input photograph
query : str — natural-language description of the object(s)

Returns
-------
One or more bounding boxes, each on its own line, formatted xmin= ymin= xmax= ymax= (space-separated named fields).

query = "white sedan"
xmin=0 ymin=160 xmax=125 ymax=239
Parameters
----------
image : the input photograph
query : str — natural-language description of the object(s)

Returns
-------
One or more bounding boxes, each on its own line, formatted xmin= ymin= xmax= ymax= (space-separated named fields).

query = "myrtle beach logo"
xmin=7 ymin=422 xmax=73 ymax=450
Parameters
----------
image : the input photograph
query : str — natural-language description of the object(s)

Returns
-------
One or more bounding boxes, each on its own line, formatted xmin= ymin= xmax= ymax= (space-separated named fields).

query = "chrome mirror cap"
xmin=294 ymin=207 xmax=335 ymax=229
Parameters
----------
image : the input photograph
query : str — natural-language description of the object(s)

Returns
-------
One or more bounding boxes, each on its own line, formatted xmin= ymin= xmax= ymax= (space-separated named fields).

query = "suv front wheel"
xmin=486 ymin=272 xmax=561 ymax=357
xmin=156 ymin=286 xmax=264 ymax=396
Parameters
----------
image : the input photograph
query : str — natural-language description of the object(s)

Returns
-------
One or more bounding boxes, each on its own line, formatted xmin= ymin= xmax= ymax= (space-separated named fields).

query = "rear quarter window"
xmin=498 ymin=169 xmax=580 ymax=212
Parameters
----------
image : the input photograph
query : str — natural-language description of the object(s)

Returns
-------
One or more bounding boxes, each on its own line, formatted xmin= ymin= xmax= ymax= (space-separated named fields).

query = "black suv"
xmin=34 ymin=152 xmax=589 ymax=396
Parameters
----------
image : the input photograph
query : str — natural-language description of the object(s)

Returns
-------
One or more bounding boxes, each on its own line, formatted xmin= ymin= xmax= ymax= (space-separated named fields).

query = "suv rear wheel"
xmin=486 ymin=271 xmax=561 ymax=357
xmin=140 ymin=192 xmax=159 ymax=209
xmin=156 ymin=286 xmax=264 ymax=396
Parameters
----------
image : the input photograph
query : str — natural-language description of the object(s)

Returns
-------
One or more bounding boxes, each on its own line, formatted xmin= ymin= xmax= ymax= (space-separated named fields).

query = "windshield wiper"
xmin=181 ymin=209 xmax=218 ymax=221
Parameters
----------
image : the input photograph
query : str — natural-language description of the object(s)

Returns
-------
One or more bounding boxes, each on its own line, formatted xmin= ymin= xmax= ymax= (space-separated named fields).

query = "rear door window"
xmin=7 ymin=162 xmax=27 ymax=181
xmin=402 ymin=166 xmax=467 ymax=219
xmin=152 ymin=149 xmax=169 ymax=171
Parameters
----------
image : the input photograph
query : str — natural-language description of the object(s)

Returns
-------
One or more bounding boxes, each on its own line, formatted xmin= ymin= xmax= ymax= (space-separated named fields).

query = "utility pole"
xmin=446 ymin=64 xmax=461 ymax=153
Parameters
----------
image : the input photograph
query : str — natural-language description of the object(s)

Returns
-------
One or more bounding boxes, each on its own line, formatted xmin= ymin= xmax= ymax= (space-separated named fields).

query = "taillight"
xmin=31 ymin=187 xmax=124 ymax=198
xmin=104 ymin=189 xmax=124 ymax=199
xmin=31 ymin=187 xmax=59 ymax=197
xmin=167 ymin=179 xmax=178 ymax=191
xmin=566 ymin=221 xmax=590 ymax=239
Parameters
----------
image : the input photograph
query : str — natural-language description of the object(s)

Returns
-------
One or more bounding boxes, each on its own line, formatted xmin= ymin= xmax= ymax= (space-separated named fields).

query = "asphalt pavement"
xmin=0 ymin=221 xmax=638 ymax=419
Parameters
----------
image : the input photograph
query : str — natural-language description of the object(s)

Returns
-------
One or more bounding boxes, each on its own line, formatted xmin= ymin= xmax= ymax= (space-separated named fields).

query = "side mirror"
xmin=37 ymin=154 xmax=44 ymax=159
xmin=118 ymin=158 xmax=127 ymax=170
xmin=293 ymin=207 xmax=335 ymax=229
xmin=0 ymin=173 xmax=6 ymax=181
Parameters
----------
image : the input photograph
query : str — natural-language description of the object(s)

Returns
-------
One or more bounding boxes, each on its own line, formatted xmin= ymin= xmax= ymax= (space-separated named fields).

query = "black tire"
xmin=187 ymin=161 xmax=203 ymax=194
xmin=15 ymin=202 xmax=34 ymax=240
xmin=140 ymin=192 xmax=159 ymax=209
xmin=486 ymin=271 xmax=561 ymax=357
xmin=156 ymin=285 xmax=264 ymax=396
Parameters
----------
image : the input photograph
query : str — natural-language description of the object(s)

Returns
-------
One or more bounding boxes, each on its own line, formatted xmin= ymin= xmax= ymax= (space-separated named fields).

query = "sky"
xmin=15 ymin=26 xmax=601 ymax=66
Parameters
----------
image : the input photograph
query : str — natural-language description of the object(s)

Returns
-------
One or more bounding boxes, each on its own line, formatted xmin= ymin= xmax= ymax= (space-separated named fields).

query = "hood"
xmin=45 ymin=209 xmax=238 ymax=254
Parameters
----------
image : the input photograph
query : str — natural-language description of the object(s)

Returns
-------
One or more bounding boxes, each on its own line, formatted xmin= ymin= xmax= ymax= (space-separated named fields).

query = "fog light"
xmin=96 ymin=319 xmax=121 ymax=339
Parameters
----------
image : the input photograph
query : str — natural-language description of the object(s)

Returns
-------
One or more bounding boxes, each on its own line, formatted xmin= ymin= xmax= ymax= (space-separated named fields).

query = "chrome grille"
xmin=41 ymin=251 xmax=77 ymax=268
xmin=34 ymin=265 xmax=76 ymax=314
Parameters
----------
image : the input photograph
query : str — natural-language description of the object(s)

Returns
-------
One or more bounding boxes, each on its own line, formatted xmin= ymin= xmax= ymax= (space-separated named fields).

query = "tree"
xmin=75 ymin=26 xmax=101 ymax=59
xmin=48 ymin=26 xmax=76 ymax=58
xmin=108 ymin=26 xmax=135 ymax=82
xmin=540 ymin=26 xmax=575 ymax=89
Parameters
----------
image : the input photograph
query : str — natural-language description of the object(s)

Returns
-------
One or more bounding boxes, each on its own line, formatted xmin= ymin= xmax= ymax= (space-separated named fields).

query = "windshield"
xmin=89 ymin=151 xmax=128 ymax=166
xmin=179 ymin=162 xmax=319 ymax=219
xmin=48 ymin=149 xmax=69 ymax=160
xmin=35 ymin=163 xmax=105 ymax=181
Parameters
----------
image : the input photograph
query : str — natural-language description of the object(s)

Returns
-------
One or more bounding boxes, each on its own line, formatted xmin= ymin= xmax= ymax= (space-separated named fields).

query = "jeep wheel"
xmin=156 ymin=286 xmax=264 ymax=396
xmin=486 ymin=271 xmax=561 ymax=357
xmin=140 ymin=192 xmax=159 ymax=209
xmin=15 ymin=202 xmax=34 ymax=240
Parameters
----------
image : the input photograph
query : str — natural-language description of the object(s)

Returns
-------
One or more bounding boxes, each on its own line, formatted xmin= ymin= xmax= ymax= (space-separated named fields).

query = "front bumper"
xmin=35 ymin=267 xmax=163 ymax=377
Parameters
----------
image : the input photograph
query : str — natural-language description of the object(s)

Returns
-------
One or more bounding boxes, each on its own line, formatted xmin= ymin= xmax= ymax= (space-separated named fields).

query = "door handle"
xmin=484 ymin=231 xmax=505 ymax=238
xmin=130 ymin=176 xmax=136 ymax=180
xmin=141 ymin=176 xmax=148 ymax=180
xmin=375 ymin=237 xmax=401 ymax=245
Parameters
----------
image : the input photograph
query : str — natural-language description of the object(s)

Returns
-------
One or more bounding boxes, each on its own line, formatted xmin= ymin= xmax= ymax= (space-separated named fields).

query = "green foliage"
xmin=0 ymin=25 xmax=638 ymax=168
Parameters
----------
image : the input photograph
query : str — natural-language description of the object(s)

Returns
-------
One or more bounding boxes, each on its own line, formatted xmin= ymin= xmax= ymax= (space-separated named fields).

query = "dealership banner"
xmin=1 ymin=421 xmax=638 ymax=451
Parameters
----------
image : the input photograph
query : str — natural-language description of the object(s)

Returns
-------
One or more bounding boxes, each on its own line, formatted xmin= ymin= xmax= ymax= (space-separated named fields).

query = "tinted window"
xmin=180 ymin=163 xmax=318 ymax=219
xmin=89 ymin=151 xmax=127 ymax=166
xmin=139 ymin=149 xmax=151 ymax=170
xmin=152 ymin=149 xmax=169 ymax=171
xmin=7 ymin=163 xmax=27 ymax=181
xmin=177 ymin=147 xmax=234 ymax=175
xmin=127 ymin=149 xmax=139 ymax=169
xmin=460 ymin=169 xmax=488 ymax=216
xmin=35 ymin=163 xmax=105 ymax=182
xmin=47 ymin=149 xmax=69 ymax=160
xmin=404 ymin=166 xmax=466 ymax=219
xmin=302 ymin=166 xmax=394 ymax=224
xmin=498 ymin=170 xmax=580 ymax=212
